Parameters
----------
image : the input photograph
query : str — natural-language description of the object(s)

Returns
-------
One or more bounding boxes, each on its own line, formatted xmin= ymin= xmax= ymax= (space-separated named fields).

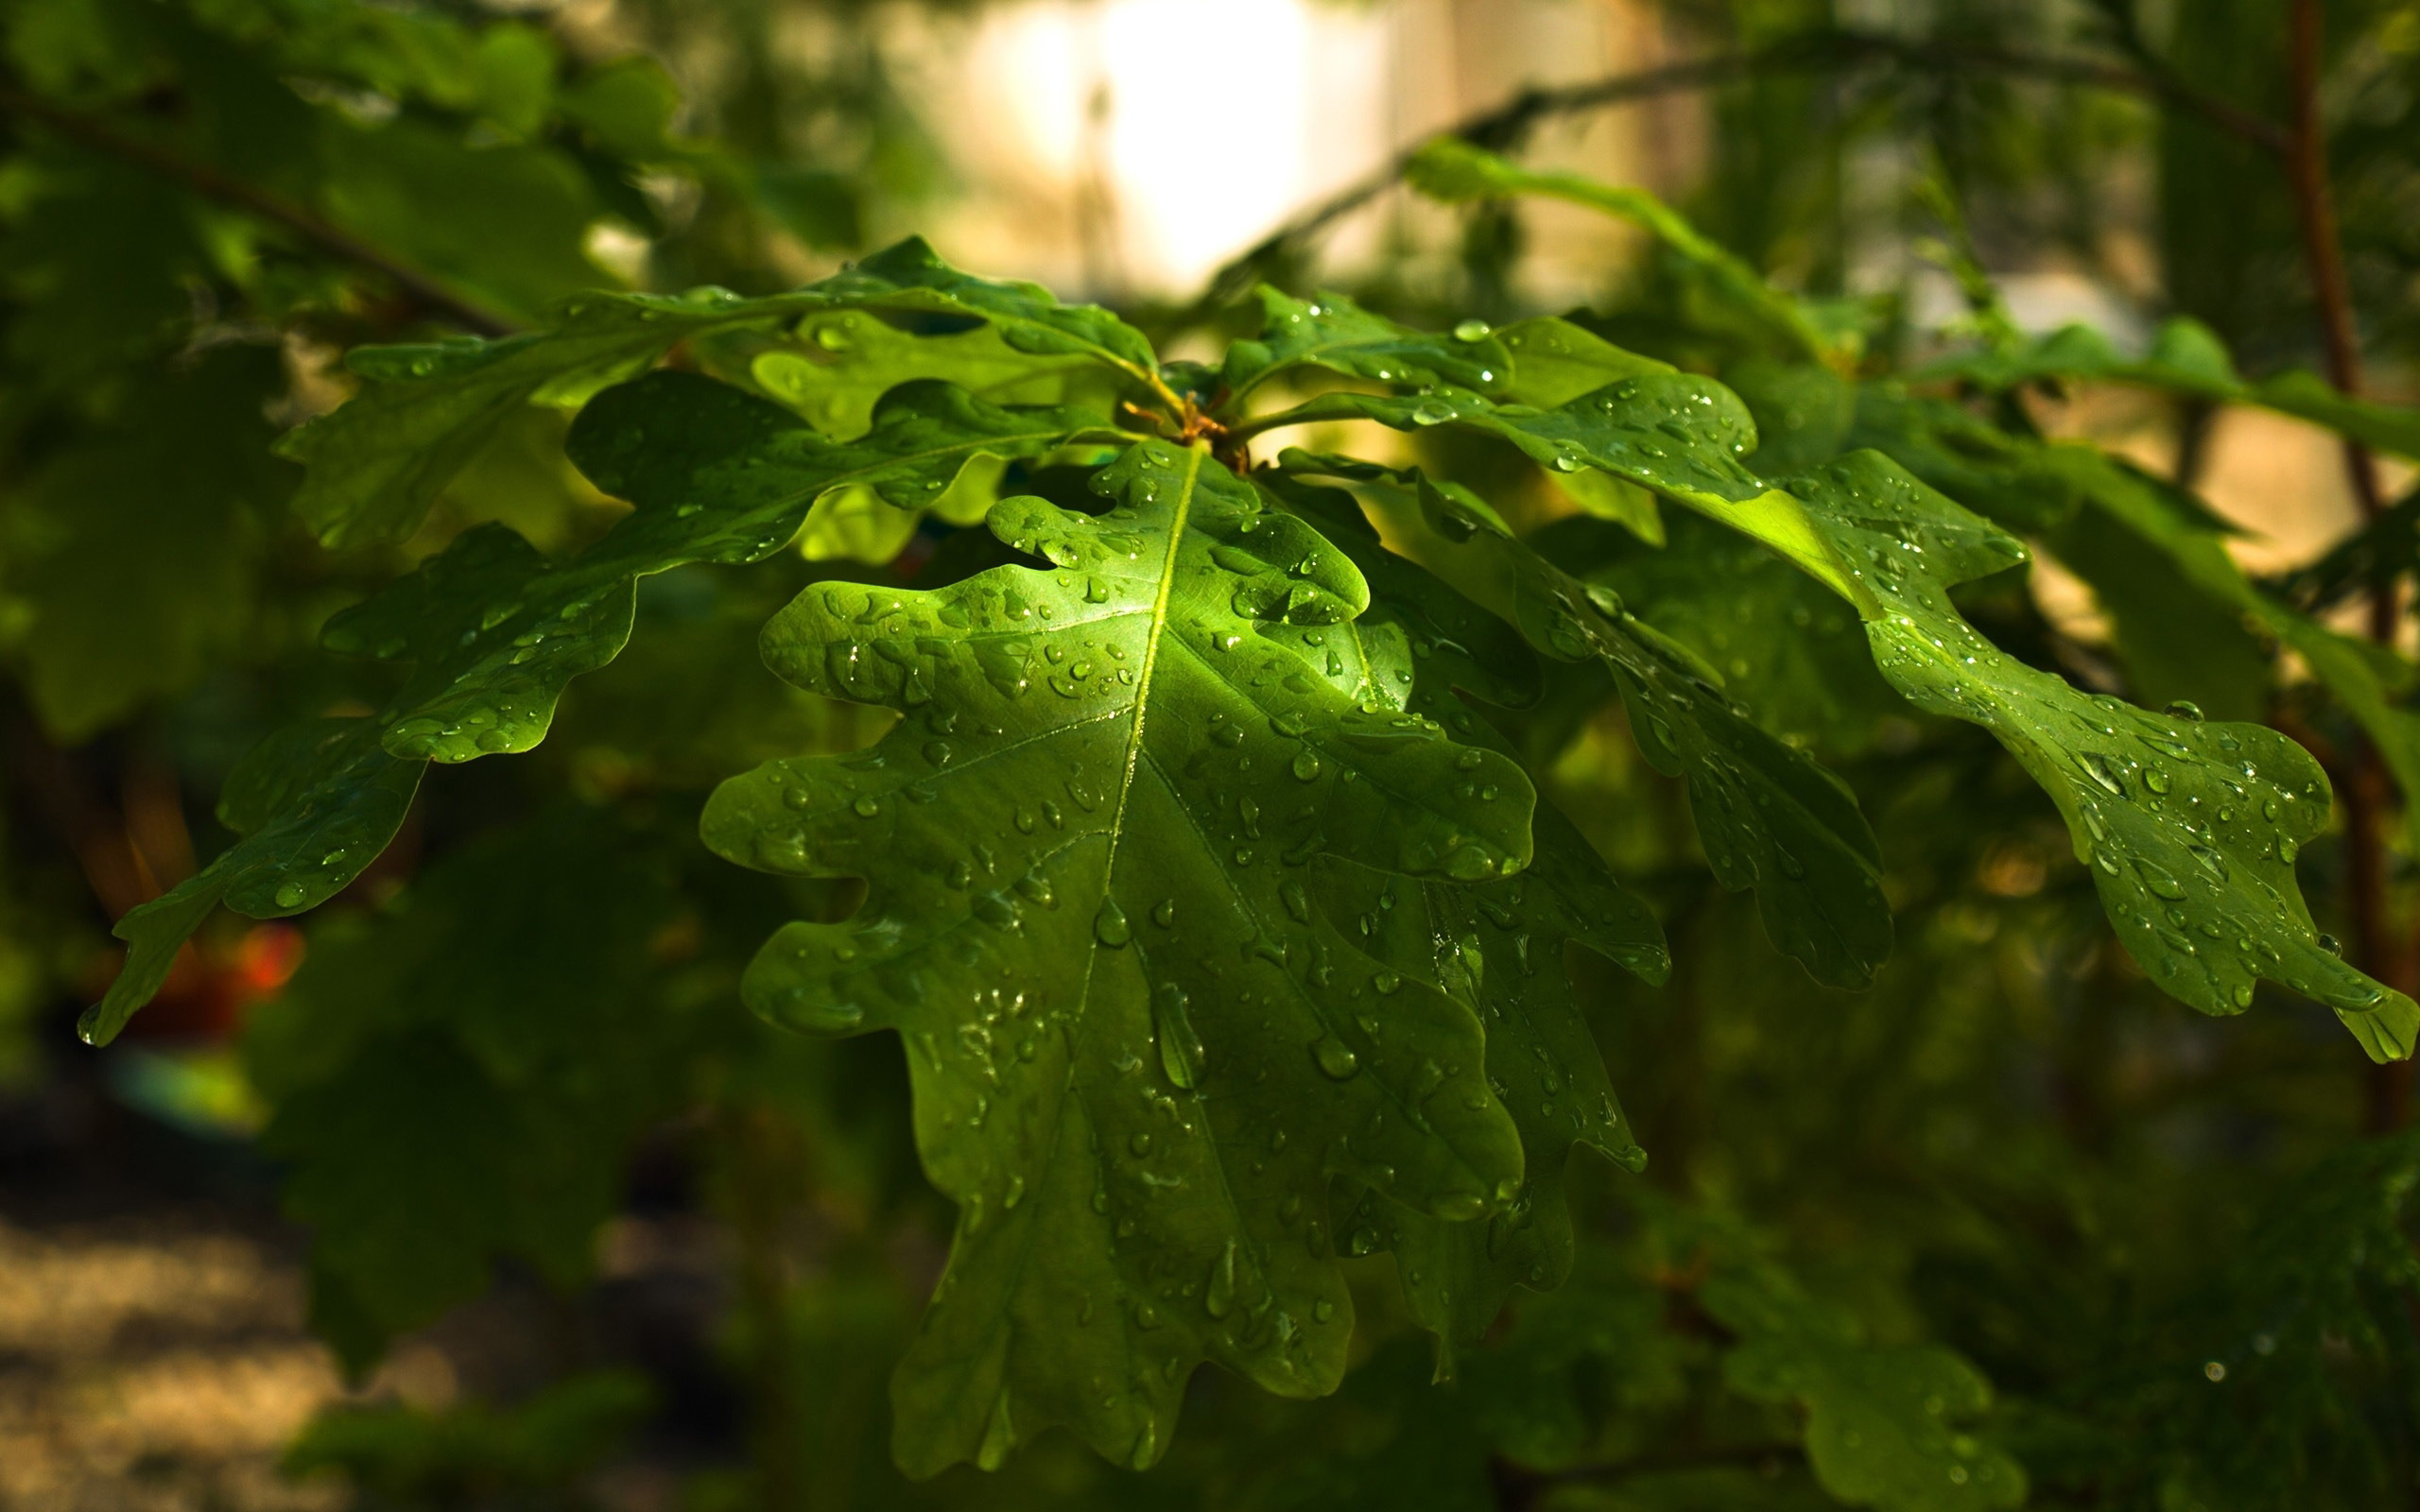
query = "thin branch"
xmin=2276 ymin=0 xmax=2412 ymax=1125
xmin=2285 ymin=0 xmax=2384 ymax=525
xmin=0 ymin=85 xmax=525 ymax=337
xmin=1185 ymin=27 xmax=2287 ymax=316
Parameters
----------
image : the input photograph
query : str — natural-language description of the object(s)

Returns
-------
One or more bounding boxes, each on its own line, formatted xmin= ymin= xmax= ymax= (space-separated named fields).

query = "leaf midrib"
xmin=922 ymin=445 xmax=1203 ymax=1452
xmin=1101 ymin=443 xmax=1203 ymax=908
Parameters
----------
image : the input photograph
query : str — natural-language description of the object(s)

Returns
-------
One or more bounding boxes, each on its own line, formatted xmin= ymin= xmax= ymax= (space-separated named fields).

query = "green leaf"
xmin=1406 ymin=138 xmax=1846 ymax=369
xmin=1217 ymin=286 xmax=1514 ymax=404
xmin=89 ymin=372 xmax=1093 ymax=1041
xmin=1270 ymin=478 xmax=1667 ymax=1366
xmin=568 ymin=372 xmax=1099 ymax=588
xmin=1274 ymin=449 xmax=1891 ymax=989
xmin=281 ymin=236 xmax=1164 ymax=546
xmin=2136 ymin=1130 xmax=2420 ymax=1509
xmin=1493 ymin=318 xmax=1674 ymax=541
xmin=1256 ymin=364 xmax=2418 ymax=1057
xmin=1847 ymin=389 xmax=2275 ymax=721
xmin=746 ymin=308 xmax=1120 ymax=442
xmin=244 ymin=813 xmax=692 ymax=1365
xmin=1844 ymin=385 xmax=2083 ymax=533
xmin=2045 ymin=502 xmax=2273 ymax=725
xmin=1547 ymin=508 xmax=1902 ymax=754
xmin=1332 ymin=824 xmax=1658 ymax=1372
xmin=285 ymin=1370 xmax=653 ymax=1498
xmin=0 ymin=155 xmax=210 ymax=381
xmin=2026 ymin=446 xmax=2420 ymax=858
xmin=318 ymin=116 xmax=610 ymax=323
xmin=1493 ymin=317 xmax=1674 ymax=409
xmin=1783 ymin=453 xmax=2416 ymax=1060
xmin=700 ymin=439 xmax=1536 ymax=1473
xmin=1704 ymin=1271 xmax=2027 ymax=1512
xmin=339 ymin=371 xmax=1095 ymax=766
xmin=0 ymin=346 xmax=293 ymax=741
xmin=554 ymin=56 xmax=683 ymax=159
xmin=1727 ymin=358 xmax=1858 ymax=476
xmin=1915 ymin=317 xmax=2420 ymax=462
xmin=80 ymin=719 xmax=423 ymax=1047
xmin=2280 ymin=488 xmax=2420 ymax=614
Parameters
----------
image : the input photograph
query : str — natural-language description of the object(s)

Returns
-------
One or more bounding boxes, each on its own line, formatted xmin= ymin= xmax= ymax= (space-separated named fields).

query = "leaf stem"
xmin=1219 ymin=402 xmax=1334 ymax=449
xmin=0 ymin=85 xmax=526 ymax=336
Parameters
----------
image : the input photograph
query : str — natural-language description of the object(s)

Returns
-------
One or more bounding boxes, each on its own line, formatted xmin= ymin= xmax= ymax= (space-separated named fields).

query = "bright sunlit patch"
xmin=923 ymin=0 xmax=1392 ymax=297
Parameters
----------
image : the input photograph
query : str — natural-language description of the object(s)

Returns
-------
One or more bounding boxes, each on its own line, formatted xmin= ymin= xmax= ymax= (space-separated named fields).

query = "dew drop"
xmin=1204 ymin=1240 xmax=1238 ymax=1319
xmin=976 ymin=1389 xmax=1014 ymax=1471
xmin=1310 ymin=1035 xmax=1360 ymax=1080
xmin=2132 ymin=857 xmax=2188 ymax=900
xmin=2074 ymin=750 xmax=2129 ymax=798
xmin=1280 ymin=880 xmax=1312 ymax=923
xmin=1155 ymin=984 xmax=1204 ymax=1090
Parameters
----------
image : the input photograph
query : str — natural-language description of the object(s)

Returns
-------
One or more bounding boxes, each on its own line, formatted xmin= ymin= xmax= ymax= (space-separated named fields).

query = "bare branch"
xmin=1184 ymin=28 xmax=2287 ymax=317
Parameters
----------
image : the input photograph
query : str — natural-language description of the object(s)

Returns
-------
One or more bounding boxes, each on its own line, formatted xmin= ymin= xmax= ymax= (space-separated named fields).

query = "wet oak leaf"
xmin=1777 ymin=453 xmax=2418 ymax=1060
xmin=1274 ymin=449 xmax=1890 ymax=989
xmin=700 ymin=439 xmax=1537 ymax=1474
xmin=83 ymin=720 xmax=423 ymax=1048
xmin=746 ymin=306 xmax=1121 ymax=442
xmin=1706 ymin=1271 xmax=2027 ymax=1512
xmin=1219 ymin=285 xmax=1513 ymax=404
xmin=86 ymin=372 xmax=1092 ymax=1042
xmin=1270 ymin=476 xmax=1667 ymax=1365
xmin=1259 ymin=362 xmax=2418 ymax=1057
xmin=282 ymin=236 xmax=1160 ymax=546
xmin=1913 ymin=317 xmax=2420 ymax=463
xmin=1544 ymin=508 xmax=1901 ymax=755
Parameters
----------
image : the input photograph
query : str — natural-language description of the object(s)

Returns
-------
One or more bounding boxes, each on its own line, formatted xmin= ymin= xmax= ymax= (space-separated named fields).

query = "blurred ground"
xmin=0 ymin=1209 xmax=345 ymax=1512
xmin=0 ymin=1067 xmax=730 ymax=1512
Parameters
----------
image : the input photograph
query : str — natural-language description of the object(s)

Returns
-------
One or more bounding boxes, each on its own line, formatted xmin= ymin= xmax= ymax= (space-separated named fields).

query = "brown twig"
xmin=2286 ymin=2 xmax=2388 ymax=533
xmin=1184 ymin=27 xmax=2287 ymax=318
xmin=2277 ymin=0 xmax=2411 ymax=1125
xmin=0 ymin=85 xmax=524 ymax=336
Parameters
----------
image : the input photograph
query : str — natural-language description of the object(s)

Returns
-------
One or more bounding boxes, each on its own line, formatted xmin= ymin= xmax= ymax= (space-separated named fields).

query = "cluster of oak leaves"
xmin=79 ymin=141 xmax=2420 ymax=1509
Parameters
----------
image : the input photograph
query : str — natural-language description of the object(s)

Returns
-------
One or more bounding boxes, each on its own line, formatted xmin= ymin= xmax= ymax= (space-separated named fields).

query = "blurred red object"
xmin=97 ymin=922 xmax=305 ymax=1044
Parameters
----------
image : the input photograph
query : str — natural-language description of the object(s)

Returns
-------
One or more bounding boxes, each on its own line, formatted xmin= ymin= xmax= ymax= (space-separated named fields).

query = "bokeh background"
xmin=4 ymin=2 xmax=2420 ymax=1509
